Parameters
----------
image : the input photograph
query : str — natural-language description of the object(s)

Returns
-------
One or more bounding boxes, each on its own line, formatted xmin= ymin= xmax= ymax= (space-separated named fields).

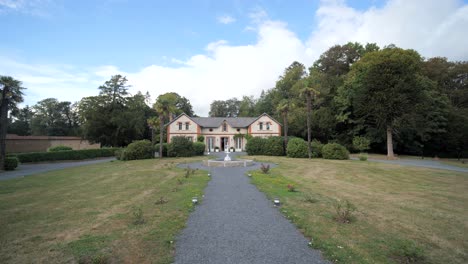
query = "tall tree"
xmin=338 ymin=47 xmax=427 ymax=158
xmin=0 ymin=76 xmax=25 ymax=169
xmin=154 ymin=93 xmax=178 ymax=158
xmin=301 ymin=71 xmax=321 ymax=159
xmin=31 ymin=98 xmax=79 ymax=136
xmin=8 ymin=106 xmax=33 ymax=136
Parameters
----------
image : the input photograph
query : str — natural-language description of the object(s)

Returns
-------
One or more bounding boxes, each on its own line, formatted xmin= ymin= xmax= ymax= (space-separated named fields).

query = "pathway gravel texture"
xmin=0 ymin=157 xmax=115 ymax=181
xmin=176 ymin=152 xmax=328 ymax=264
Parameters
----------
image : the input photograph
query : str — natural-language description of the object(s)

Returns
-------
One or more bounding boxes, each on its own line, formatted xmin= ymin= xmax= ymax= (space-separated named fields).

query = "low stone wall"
xmin=203 ymin=159 xmax=254 ymax=167
xmin=6 ymin=134 xmax=100 ymax=153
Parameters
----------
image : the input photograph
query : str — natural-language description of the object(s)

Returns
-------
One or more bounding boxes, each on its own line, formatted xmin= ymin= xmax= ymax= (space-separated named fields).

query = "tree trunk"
xmin=283 ymin=112 xmax=288 ymax=150
xmin=386 ymin=125 xmax=394 ymax=159
xmin=0 ymin=87 xmax=9 ymax=170
xmin=306 ymin=93 xmax=312 ymax=159
xmin=159 ymin=116 xmax=164 ymax=159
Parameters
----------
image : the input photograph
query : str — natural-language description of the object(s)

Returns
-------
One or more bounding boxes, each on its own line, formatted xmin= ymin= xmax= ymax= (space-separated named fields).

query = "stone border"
xmin=202 ymin=159 xmax=254 ymax=167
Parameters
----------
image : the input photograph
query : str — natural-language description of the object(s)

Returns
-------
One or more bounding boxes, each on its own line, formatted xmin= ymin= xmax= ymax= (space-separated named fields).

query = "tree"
xmin=154 ymin=93 xmax=178 ymax=158
xmin=8 ymin=106 xmax=33 ymax=135
xmin=301 ymin=71 xmax=321 ymax=159
xmin=208 ymin=98 xmax=241 ymax=117
xmin=0 ymin=76 xmax=25 ymax=170
xmin=339 ymin=47 xmax=427 ymax=158
xmin=31 ymin=98 xmax=79 ymax=136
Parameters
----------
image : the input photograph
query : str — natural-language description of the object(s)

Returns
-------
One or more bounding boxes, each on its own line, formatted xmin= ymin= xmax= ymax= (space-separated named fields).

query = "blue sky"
xmin=1 ymin=0 xmax=467 ymax=115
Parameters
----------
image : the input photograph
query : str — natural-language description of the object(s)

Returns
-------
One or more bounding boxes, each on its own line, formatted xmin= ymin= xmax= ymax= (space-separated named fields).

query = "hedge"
xmin=264 ymin=136 xmax=285 ymax=156
xmin=245 ymin=137 xmax=267 ymax=155
xmin=311 ymin=139 xmax=324 ymax=158
xmin=322 ymin=143 xmax=350 ymax=160
xmin=154 ymin=143 xmax=168 ymax=157
xmin=4 ymin=157 xmax=19 ymax=170
xmin=48 ymin=145 xmax=73 ymax=152
xmin=168 ymin=136 xmax=194 ymax=157
xmin=14 ymin=148 xmax=120 ymax=163
xmin=193 ymin=142 xmax=206 ymax=156
xmin=121 ymin=140 xmax=153 ymax=160
xmin=286 ymin=138 xmax=308 ymax=158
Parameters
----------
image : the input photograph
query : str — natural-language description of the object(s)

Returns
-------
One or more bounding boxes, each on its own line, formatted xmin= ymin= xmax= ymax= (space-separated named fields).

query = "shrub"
xmin=197 ymin=135 xmax=204 ymax=142
xmin=168 ymin=136 xmax=194 ymax=157
xmin=14 ymin=148 xmax=119 ymax=163
xmin=286 ymin=138 xmax=308 ymax=158
xmin=115 ymin=149 xmax=124 ymax=160
xmin=121 ymin=140 xmax=153 ymax=161
xmin=287 ymin=184 xmax=296 ymax=192
xmin=322 ymin=143 xmax=350 ymax=160
xmin=311 ymin=139 xmax=323 ymax=158
xmin=359 ymin=153 xmax=368 ymax=161
xmin=264 ymin=136 xmax=285 ymax=156
xmin=260 ymin=163 xmax=270 ymax=174
xmin=154 ymin=143 xmax=168 ymax=157
xmin=4 ymin=157 xmax=19 ymax=170
xmin=333 ymin=199 xmax=356 ymax=223
xmin=353 ymin=136 xmax=370 ymax=153
xmin=48 ymin=145 xmax=73 ymax=152
xmin=391 ymin=240 xmax=427 ymax=264
xmin=193 ymin=142 xmax=205 ymax=156
xmin=132 ymin=206 xmax=145 ymax=225
xmin=246 ymin=137 xmax=267 ymax=155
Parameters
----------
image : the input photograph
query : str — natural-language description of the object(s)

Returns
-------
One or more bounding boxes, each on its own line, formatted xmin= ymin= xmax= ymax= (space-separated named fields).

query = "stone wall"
xmin=6 ymin=134 xmax=100 ymax=153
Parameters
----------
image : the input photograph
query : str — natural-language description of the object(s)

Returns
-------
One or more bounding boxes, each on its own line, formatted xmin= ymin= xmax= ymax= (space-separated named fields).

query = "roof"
xmin=166 ymin=113 xmax=282 ymax=128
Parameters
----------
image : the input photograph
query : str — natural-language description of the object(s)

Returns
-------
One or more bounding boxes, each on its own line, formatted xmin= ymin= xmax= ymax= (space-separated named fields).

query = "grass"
xmin=351 ymin=153 xmax=468 ymax=169
xmin=0 ymin=157 xmax=209 ymax=264
xmin=248 ymin=156 xmax=468 ymax=264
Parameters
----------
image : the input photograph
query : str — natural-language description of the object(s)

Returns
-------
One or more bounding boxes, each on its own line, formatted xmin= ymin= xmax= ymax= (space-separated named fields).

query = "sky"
xmin=1 ymin=0 xmax=467 ymax=116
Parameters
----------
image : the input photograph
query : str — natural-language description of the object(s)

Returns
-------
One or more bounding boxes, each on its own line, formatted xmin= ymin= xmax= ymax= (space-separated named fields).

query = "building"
xmin=166 ymin=113 xmax=282 ymax=152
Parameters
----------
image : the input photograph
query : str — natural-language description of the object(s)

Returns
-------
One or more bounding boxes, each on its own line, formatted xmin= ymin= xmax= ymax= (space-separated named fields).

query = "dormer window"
xmin=185 ymin=122 xmax=190 ymax=130
xmin=222 ymin=122 xmax=227 ymax=132
xmin=178 ymin=122 xmax=182 ymax=130
xmin=259 ymin=122 xmax=263 ymax=130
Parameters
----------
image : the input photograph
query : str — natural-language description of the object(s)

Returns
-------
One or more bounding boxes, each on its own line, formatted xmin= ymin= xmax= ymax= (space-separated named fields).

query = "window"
xmin=209 ymin=128 xmax=213 ymax=132
xmin=187 ymin=137 xmax=193 ymax=142
xmin=236 ymin=128 xmax=240 ymax=132
xmin=178 ymin=122 xmax=182 ymax=130
xmin=185 ymin=122 xmax=189 ymax=130
xmin=259 ymin=122 xmax=263 ymax=130
xmin=223 ymin=122 xmax=227 ymax=132
xmin=266 ymin=122 xmax=270 ymax=130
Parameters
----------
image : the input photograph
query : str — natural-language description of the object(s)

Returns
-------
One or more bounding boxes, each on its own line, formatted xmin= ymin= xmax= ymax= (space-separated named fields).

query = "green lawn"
xmin=248 ymin=156 xmax=468 ymax=264
xmin=0 ymin=158 xmax=209 ymax=264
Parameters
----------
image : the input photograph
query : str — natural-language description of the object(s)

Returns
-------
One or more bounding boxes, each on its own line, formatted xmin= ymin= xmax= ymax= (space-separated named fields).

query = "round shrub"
xmin=311 ymin=139 xmax=324 ymax=158
xmin=4 ymin=157 xmax=19 ymax=170
xmin=48 ymin=145 xmax=73 ymax=152
xmin=168 ymin=136 xmax=194 ymax=157
xmin=286 ymin=138 xmax=308 ymax=158
xmin=197 ymin=135 xmax=205 ymax=142
xmin=245 ymin=137 xmax=267 ymax=155
xmin=154 ymin=143 xmax=168 ymax=157
xmin=322 ymin=143 xmax=350 ymax=160
xmin=193 ymin=142 xmax=206 ymax=156
xmin=264 ymin=136 xmax=285 ymax=156
xmin=121 ymin=140 xmax=153 ymax=160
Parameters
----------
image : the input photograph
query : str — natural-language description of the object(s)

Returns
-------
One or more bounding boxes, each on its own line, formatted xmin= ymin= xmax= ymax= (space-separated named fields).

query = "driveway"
xmin=175 ymin=155 xmax=328 ymax=264
xmin=0 ymin=157 xmax=115 ymax=181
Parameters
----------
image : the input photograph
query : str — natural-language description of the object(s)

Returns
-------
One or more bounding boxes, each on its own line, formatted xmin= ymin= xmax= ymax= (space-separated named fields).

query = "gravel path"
xmin=175 ymin=153 xmax=327 ymax=264
xmin=354 ymin=157 xmax=468 ymax=173
xmin=0 ymin=157 xmax=115 ymax=181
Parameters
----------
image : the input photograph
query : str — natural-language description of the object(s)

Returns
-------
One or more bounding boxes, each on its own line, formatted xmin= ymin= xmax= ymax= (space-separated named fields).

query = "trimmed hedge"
xmin=264 ymin=136 xmax=285 ymax=156
xmin=4 ymin=157 xmax=19 ymax=170
xmin=245 ymin=137 xmax=267 ymax=155
xmin=48 ymin=145 xmax=73 ymax=152
xmin=193 ymin=142 xmax=206 ymax=156
xmin=14 ymin=148 xmax=119 ymax=163
xmin=322 ymin=143 xmax=350 ymax=160
xmin=287 ymin=138 xmax=308 ymax=158
xmin=168 ymin=136 xmax=194 ymax=157
xmin=311 ymin=139 xmax=324 ymax=158
xmin=154 ymin=143 xmax=168 ymax=157
xmin=121 ymin=140 xmax=153 ymax=160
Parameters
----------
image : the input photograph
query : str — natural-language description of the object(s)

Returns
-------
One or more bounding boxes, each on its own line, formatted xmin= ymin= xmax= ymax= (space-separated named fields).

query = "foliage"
xmin=287 ymin=184 xmax=296 ymax=192
xmin=48 ymin=145 xmax=73 ymax=152
xmin=121 ymin=140 xmax=153 ymax=161
xmin=286 ymin=138 xmax=308 ymax=158
xmin=322 ymin=143 xmax=350 ymax=160
xmin=209 ymin=98 xmax=241 ymax=117
xmin=333 ymin=199 xmax=356 ymax=223
xmin=352 ymin=136 xmax=370 ymax=153
xmin=31 ymin=98 xmax=80 ymax=136
xmin=311 ymin=139 xmax=323 ymax=158
xmin=391 ymin=240 xmax=427 ymax=264
xmin=358 ymin=153 xmax=368 ymax=161
xmin=245 ymin=137 xmax=266 ymax=155
xmin=193 ymin=142 xmax=206 ymax=156
xmin=197 ymin=135 xmax=204 ymax=142
xmin=14 ymin=148 xmax=119 ymax=163
xmin=264 ymin=136 xmax=285 ymax=156
xmin=154 ymin=143 xmax=168 ymax=157
xmin=132 ymin=206 xmax=145 ymax=225
xmin=4 ymin=156 xmax=19 ymax=170
xmin=8 ymin=106 xmax=33 ymax=136
xmin=167 ymin=136 xmax=194 ymax=157
xmin=260 ymin=163 xmax=270 ymax=174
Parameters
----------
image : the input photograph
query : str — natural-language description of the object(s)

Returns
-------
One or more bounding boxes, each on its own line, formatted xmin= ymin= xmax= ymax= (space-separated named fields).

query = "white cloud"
xmin=1 ymin=0 xmax=467 ymax=116
xmin=0 ymin=0 xmax=54 ymax=16
xmin=217 ymin=14 xmax=236 ymax=24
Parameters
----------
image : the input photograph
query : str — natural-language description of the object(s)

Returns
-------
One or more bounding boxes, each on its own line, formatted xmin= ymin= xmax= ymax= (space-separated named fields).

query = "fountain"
xmin=202 ymin=147 xmax=254 ymax=167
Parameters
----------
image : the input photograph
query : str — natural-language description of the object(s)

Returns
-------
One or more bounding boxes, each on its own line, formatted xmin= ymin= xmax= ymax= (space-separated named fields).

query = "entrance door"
xmin=221 ymin=137 xmax=229 ymax=151
xmin=207 ymin=137 xmax=214 ymax=152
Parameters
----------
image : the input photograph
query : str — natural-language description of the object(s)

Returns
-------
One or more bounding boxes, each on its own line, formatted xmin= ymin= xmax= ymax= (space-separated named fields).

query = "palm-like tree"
xmin=277 ymin=99 xmax=290 ymax=149
xmin=153 ymin=93 xmax=178 ymax=158
xmin=0 ymin=76 xmax=25 ymax=169
xmin=300 ymin=72 xmax=320 ymax=159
